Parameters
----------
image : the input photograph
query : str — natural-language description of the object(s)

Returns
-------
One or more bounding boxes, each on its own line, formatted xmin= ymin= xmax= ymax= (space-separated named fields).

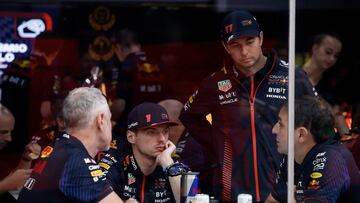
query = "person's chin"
xmin=153 ymin=149 xmax=164 ymax=156
xmin=240 ymin=57 xmax=253 ymax=64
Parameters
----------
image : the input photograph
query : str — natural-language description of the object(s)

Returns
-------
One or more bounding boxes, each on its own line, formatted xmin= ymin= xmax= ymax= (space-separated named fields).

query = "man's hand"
xmin=0 ymin=169 xmax=32 ymax=192
xmin=156 ymin=141 xmax=176 ymax=168
xmin=22 ymin=143 xmax=41 ymax=161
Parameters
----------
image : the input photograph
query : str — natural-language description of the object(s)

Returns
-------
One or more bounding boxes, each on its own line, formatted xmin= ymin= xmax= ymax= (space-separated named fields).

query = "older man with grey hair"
xmin=18 ymin=87 xmax=131 ymax=203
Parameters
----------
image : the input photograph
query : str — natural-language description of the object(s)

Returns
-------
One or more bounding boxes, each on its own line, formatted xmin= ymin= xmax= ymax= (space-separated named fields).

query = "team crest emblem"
xmin=88 ymin=35 xmax=114 ymax=61
xmin=89 ymin=6 xmax=115 ymax=31
xmin=128 ymin=173 xmax=136 ymax=185
xmin=217 ymin=79 xmax=232 ymax=92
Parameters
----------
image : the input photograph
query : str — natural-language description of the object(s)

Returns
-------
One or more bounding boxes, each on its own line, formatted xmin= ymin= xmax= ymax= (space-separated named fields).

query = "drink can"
xmin=237 ymin=193 xmax=252 ymax=203
xmin=181 ymin=172 xmax=200 ymax=203
xmin=194 ymin=194 xmax=209 ymax=203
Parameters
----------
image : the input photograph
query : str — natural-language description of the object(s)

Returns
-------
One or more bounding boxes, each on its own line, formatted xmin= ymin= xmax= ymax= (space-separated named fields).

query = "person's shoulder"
xmin=275 ymin=58 xmax=289 ymax=69
xmin=294 ymin=66 xmax=309 ymax=77
xmin=99 ymin=140 xmax=130 ymax=167
xmin=312 ymin=141 xmax=347 ymax=165
xmin=265 ymin=50 xmax=287 ymax=69
xmin=109 ymin=135 xmax=129 ymax=151
xmin=329 ymin=141 xmax=359 ymax=164
xmin=201 ymin=66 xmax=234 ymax=83
xmin=53 ymin=134 xmax=89 ymax=156
xmin=314 ymin=140 xmax=340 ymax=154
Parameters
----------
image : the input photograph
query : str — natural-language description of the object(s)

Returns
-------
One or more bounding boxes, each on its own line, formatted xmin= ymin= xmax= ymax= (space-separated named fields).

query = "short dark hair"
xmin=112 ymin=28 xmax=139 ymax=49
xmin=283 ymin=96 xmax=335 ymax=143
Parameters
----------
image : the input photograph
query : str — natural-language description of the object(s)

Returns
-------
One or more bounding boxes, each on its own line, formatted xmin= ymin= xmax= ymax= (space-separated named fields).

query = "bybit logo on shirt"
xmin=268 ymin=87 xmax=286 ymax=94
xmin=266 ymin=87 xmax=287 ymax=100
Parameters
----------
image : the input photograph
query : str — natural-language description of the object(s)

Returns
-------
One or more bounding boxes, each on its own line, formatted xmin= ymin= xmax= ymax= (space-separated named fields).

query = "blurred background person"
xmin=301 ymin=33 xmax=349 ymax=136
xmin=110 ymin=29 xmax=171 ymax=136
xmin=0 ymin=104 xmax=41 ymax=203
xmin=0 ymin=31 xmax=77 ymax=155
xmin=158 ymin=99 xmax=205 ymax=171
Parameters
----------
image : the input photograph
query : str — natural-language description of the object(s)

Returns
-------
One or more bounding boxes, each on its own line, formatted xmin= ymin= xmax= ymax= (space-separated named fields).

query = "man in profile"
xmin=17 ymin=87 xmax=126 ymax=203
xmin=267 ymin=96 xmax=360 ymax=202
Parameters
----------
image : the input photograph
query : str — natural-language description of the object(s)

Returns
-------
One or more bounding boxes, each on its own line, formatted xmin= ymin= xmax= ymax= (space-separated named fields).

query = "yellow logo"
xmin=110 ymin=140 xmax=117 ymax=149
xmin=91 ymin=169 xmax=103 ymax=177
xmin=310 ymin=172 xmax=322 ymax=179
xmin=99 ymin=162 xmax=110 ymax=170
xmin=137 ymin=63 xmax=160 ymax=73
xmin=188 ymin=96 xmax=194 ymax=104
xmin=309 ymin=179 xmax=319 ymax=186
xmin=41 ymin=146 xmax=53 ymax=158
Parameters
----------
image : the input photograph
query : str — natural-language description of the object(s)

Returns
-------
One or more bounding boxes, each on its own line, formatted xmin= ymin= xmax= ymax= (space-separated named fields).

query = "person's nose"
xmin=272 ymin=123 xmax=279 ymax=135
xmin=158 ymin=131 xmax=167 ymax=142
xmin=330 ymin=55 xmax=337 ymax=63
xmin=240 ymin=46 xmax=248 ymax=56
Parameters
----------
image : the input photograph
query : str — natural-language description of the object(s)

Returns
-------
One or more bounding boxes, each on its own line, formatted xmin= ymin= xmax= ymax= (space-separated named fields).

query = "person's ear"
xmin=127 ymin=130 xmax=136 ymax=144
xmin=222 ymin=41 xmax=231 ymax=54
xmin=297 ymin=127 xmax=310 ymax=143
xmin=259 ymin=31 xmax=264 ymax=46
xmin=96 ymin=113 xmax=105 ymax=131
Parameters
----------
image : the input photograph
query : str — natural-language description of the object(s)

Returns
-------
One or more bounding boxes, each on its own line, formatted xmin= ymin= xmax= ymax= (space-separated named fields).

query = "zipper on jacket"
xmin=250 ymin=75 xmax=260 ymax=202
xmin=141 ymin=176 xmax=146 ymax=203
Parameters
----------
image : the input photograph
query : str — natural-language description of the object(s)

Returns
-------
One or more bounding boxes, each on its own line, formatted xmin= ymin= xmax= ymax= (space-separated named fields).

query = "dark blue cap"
xmin=220 ymin=10 xmax=260 ymax=42
xmin=127 ymin=102 xmax=178 ymax=130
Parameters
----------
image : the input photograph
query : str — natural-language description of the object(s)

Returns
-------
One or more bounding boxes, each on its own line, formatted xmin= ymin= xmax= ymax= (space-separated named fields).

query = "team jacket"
xmin=117 ymin=51 xmax=169 ymax=108
xmin=272 ymin=139 xmax=360 ymax=203
xmin=99 ymin=144 xmax=175 ymax=203
xmin=17 ymin=133 xmax=113 ymax=203
xmin=173 ymin=131 xmax=205 ymax=172
xmin=179 ymin=50 xmax=315 ymax=201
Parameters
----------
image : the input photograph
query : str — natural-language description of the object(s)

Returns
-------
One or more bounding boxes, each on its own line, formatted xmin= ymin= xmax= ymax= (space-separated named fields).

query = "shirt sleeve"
xmin=271 ymin=157 xmax=288 ymax=203
xmin=100 ymin=152 xmax=123 ymax=185
xmin=179 ymin=78 xmax=215 ymax=154
xmin=295 ymin=68 xmax=317 ymax=97
xmin=59 ymin=153 xmax=113 ymax=202
xmin=303 ymin=150 xmax=350 ymax=202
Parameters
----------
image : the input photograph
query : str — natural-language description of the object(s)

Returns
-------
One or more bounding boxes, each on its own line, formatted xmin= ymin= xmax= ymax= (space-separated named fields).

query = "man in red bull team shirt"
xmin=99 ymin=102 xmax=189 ymax=203
xmin=180 ymin=10 xmax=316 ymax=202
xmin=267 ymin=96 xmax=360 ymax=203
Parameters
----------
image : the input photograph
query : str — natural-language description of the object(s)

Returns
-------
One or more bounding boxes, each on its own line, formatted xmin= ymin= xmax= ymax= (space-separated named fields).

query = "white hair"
xmin=62 ymin=87 xmax=108 ymax=131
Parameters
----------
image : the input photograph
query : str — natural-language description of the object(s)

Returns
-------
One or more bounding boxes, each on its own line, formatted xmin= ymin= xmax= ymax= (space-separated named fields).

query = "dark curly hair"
xmin=283 ymin=96 xmax=335 ymax=143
